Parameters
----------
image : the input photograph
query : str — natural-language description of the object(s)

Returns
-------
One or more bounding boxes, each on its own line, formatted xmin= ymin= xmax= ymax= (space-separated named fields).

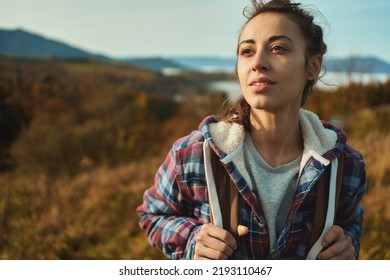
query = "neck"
xmin=249 ymin=108 xmax=303 ymax=167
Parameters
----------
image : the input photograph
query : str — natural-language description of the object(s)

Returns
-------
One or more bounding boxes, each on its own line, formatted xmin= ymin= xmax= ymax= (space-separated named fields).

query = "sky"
xmin=1 ymin=0 xmax=390 ymax=62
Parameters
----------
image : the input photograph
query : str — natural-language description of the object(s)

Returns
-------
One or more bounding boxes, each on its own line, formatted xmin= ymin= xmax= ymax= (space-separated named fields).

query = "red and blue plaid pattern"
xmin=137 ymin=116 xmax=366 ymax=259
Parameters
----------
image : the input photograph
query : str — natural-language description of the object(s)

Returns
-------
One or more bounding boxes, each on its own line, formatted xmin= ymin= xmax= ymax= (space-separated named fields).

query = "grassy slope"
xmin=0 ymin=58 xmax=389 ymax=259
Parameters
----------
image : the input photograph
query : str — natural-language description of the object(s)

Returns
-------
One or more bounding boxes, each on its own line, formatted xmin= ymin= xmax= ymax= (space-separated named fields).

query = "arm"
xmin=136 ymin=146 xmax=203 ymax=259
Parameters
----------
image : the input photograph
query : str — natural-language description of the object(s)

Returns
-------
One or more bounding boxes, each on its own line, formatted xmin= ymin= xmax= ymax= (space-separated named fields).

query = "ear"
xmin=307 ymin=55 xmax=323 ymax=80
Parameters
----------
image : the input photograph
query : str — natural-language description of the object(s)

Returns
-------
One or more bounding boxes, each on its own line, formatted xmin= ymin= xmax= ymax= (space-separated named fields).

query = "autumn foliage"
xmin=0 ymin=57 xmax=389 ymax=259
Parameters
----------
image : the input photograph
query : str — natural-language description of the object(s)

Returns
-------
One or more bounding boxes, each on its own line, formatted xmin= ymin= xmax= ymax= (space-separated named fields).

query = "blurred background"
xmin=0 ymin=0 xmax=389 ymax=259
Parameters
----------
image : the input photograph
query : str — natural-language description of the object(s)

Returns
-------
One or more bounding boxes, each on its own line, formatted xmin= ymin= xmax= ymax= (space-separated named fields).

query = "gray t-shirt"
xmin=243 ymin=133 xmax=301 ymax=251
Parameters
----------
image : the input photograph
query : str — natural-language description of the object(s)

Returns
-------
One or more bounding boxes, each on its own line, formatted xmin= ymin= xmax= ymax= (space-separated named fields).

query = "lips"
xmin=249 ymin=77 xmax=276 ymax=92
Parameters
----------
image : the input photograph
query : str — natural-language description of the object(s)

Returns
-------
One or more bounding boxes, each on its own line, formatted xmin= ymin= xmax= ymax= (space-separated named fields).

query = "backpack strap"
xmin=335 ymin=155 xmax=344 ymax=210
xmin=208 ymin=140 xmax=345 ymax=259
xmin=210 ymin=150 xmax=239 ymax=240
xmin=306 ymin=154 xmax=344 ymax=258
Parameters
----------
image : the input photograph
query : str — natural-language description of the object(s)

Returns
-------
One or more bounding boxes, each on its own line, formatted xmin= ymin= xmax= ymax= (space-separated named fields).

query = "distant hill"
xmin=0 ymin=28 xmax=109 ymax=60
xmin=1 ymin=28 xmax=390 ymax=74
xmin=324 ymin=56 xmax=390 ymax=74
xmin=170 ymin=56 xmax=390 ymax=74
xmin=123 ymin=57 xmax=186 ymax=74
xmin=170 ymin=56 xmax=236 ymax=72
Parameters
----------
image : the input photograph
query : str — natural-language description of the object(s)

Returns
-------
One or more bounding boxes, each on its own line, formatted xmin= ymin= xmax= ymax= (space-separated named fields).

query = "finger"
xmin=203 ymin=223 xmax=237 ymax=250
xmin=237 ymin=225 xmax=249 ymax=236
xmin=318 ymin=244 xmax=354 ymax=260
xmin=321 ymin=225 xmax=343 ymax=248
xmin=332 ymin=235 xmax=354 ymax=260
xmin=197 ymin=224 xmax=236 ymax=256
xmin=194 ymin=242 xmax=229 ymax=260
xmin=318 ymin=235 xmax=354 ymax=260
xmin=202 ymin=237 xmax=235 ymax=256
xmin=318 ymin=244 xmax=342 ymax=260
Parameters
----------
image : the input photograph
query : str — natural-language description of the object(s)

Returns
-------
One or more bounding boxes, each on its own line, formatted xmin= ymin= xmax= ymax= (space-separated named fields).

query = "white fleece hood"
xmin=207 ymin=109 xmax=338 ymax=181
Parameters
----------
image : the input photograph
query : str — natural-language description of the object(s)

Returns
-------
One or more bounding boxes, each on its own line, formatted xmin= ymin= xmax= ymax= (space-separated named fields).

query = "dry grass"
xmin=0 ymin=156 xmax=166 ymax=259
xmin=2 ymin=57 xmax=388 ymax=259
xmin=348 ymin=132 xmax=390 ymax=259
xmin=0 ymin=126 xmax=389 ymax=260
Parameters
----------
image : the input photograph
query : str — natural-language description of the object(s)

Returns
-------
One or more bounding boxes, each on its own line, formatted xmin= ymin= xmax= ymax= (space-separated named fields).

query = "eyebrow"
xmin=239 ymin=35 xmax=293 ymax=46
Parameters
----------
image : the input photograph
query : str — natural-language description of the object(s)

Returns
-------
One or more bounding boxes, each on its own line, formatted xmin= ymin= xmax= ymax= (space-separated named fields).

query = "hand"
xmin=317 ymin=225 xmax=356 ymax=260
xmin=194 ymin=224 xmax=249 ymax=260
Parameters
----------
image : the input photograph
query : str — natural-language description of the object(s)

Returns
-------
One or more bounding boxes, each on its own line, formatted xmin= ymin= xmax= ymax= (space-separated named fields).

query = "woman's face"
xmin=237 ymin=12 xmax=316 ymax=113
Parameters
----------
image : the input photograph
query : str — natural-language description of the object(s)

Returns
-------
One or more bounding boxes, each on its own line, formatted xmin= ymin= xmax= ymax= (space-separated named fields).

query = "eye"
xmin=239 ymin=48 xmax=255 ymax=57
xmin=270 ymin=45 xmax=287 ymax=54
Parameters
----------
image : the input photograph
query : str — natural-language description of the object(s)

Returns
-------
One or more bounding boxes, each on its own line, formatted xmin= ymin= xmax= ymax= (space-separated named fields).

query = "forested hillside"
xmin=0 ymin=57 xmax=389 ymax=259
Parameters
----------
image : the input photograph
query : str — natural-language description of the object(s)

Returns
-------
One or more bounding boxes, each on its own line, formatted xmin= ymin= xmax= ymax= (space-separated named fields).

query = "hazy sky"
xmin=1 ymin=0 xmax=390 ymax=61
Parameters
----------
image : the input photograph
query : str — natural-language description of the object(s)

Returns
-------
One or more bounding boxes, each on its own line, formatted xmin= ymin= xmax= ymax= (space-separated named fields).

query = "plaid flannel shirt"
xmin=137 ymin=113 xmax=366 ymax=259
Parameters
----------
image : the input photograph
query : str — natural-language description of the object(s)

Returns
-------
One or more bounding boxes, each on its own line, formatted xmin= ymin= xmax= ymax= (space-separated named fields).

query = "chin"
xmin=246 ymin=98 xmax=274 ymax=110
xmin=249 ymin=104 xmax=274 ymax=112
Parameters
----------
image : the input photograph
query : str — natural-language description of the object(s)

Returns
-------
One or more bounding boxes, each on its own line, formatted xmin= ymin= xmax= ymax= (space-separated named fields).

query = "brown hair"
xmin=223 ymin=0 xmax=327 ymax=131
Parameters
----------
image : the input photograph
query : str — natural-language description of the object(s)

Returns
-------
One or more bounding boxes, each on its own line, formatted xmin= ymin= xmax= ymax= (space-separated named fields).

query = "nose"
xmin=251 ymin=50 xmax=270 ymax=72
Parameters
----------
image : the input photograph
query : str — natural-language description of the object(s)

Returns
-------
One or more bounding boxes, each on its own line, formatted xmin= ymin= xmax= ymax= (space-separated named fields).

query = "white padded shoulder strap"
xmin=306 ymin=158 xmax=338 ymax=260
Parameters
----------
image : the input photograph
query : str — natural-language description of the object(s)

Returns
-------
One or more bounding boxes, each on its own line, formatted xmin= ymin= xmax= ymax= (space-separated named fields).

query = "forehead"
xmin=240 ymin=12 xmax=304 ymax=43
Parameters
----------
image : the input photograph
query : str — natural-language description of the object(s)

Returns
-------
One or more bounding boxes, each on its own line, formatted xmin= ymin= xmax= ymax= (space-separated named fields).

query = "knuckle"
xmin=194 ymin=244 xmax=202 ymax=257
xmin=198 ymin=224 xmax=211 ymax=235
xmin=329 ymin=245 xmax=341 ymax=256
xmin=215 ymin=251 xmax=227 ymax=260
xmin=221 ymin=231 xmax=229 ymax=241
xmin=221 ymin=243 xmax=231 ymax=254
xmin=196 ymin=233 xmax=205 ymax=242
xmin=333 ymin=225 xmax=342 ymax=235
xmin=202 ymin=223 xmax=211 ymax=231
xmin=221 ymin=229 xmax=233 ymax=242
xmin=195 ymin=231 xmax=206 ymax=244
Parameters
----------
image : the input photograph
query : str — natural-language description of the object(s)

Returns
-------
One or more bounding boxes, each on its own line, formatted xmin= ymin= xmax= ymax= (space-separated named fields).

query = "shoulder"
xmin=342 ymin=144 xmax=364 ymax=164
xmin=341 ymin=143 xmax=366 ymax=178
xmin=170 ymin=130 xmax=204 ymax=168
xmin=171 ymin=115 xmax=219 ymax=153
xmin=339 ymin=143 xmax=366 ymax=199
xmin=170 ymin=116 xmax=216 ymax=163
xmin=172 ymin=130 xmax=204 ymax=152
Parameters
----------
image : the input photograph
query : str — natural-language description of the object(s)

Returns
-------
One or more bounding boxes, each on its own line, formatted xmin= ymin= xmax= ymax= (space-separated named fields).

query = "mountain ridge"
xmin=0 ymin=28 xmax=110 ymax=61
xmin=1 ymin=28 xmax=390 ymax=74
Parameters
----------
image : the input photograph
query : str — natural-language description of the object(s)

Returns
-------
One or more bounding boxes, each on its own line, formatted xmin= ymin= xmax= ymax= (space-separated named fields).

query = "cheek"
xmin=236 ymin=60 xmax=248 ymax=83
xmin=236 ymin=60 xmax=243 ymax=75
xmin=281 ymin=58 xmax=308 ymax=81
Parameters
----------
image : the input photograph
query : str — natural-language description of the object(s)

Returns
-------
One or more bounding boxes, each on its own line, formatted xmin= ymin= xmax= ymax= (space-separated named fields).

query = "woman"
xmin=137 ymin=0 xmax=366 ymax=260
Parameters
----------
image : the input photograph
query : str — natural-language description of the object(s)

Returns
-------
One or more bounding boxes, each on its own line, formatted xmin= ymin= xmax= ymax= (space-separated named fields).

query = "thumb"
xmin=237 ymin=225 xmax=249 ymax=237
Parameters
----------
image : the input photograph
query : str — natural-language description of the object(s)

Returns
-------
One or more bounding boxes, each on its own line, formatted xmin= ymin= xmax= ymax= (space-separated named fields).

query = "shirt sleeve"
xmin=336 ymin=155 xmax=367 ymax=258
xmin=136 ymin=145 xmax=203 ymax=260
